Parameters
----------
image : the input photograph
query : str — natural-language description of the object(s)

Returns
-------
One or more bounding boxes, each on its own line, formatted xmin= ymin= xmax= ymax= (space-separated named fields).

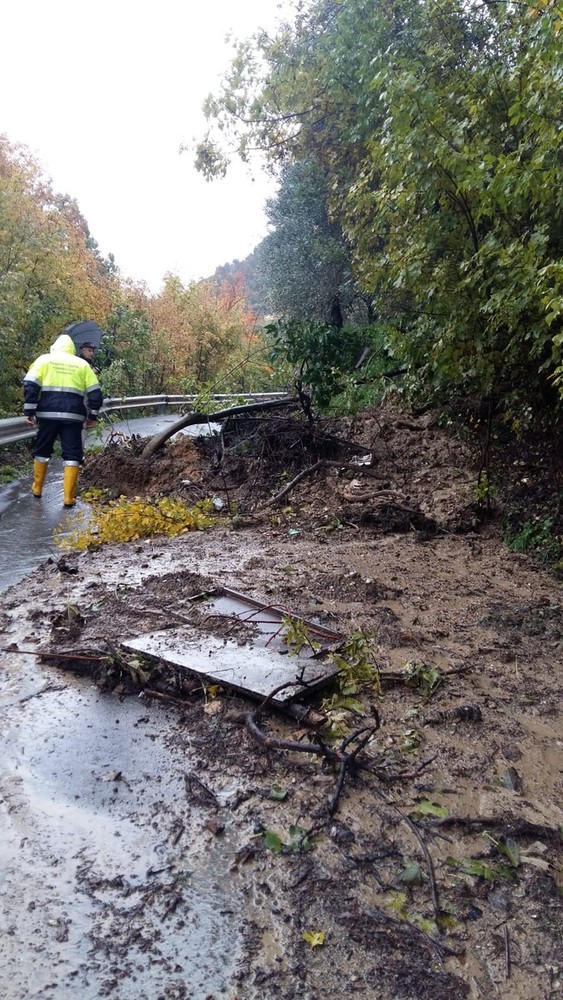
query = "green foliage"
xmin=508 ymin=515 xmax=553 ymax=553
xmin=197 ymin=0 xmax=563 ymax=425
xmin=322 ymin=368 xmax=389 ymax=415
xmin=262 ymin=830 xmax=284 ymax=854
xmin=385 ymin=890 xmax=440 ymax=937
xmin=0 ymin=464 xmax=19 ymax=484
xmin=483 ymin=832 xmax=521 ymax=869
xmin=402 ymin=661 xmax=443 ymax=699
xmin=256 ymin=158 xmax=370 ymax=326
xmin=396 ymin=860 xmax=424 ymax=887
xmin=271 ymin=627 xmax=380 ymax=737
xmin=268 ymin=317 xmax=391 ymax=410
xmin=506 ymin=515 xmax=561 ymax=564
xmin=320 ymin=630 xmax=381 ymax=735
xmin=410 ymin=798 xmax=449 ymax=820
xmin=473 ymin=474 xmax=498 ymax=506
xmin=330 ymin=629 xmax=381 ymax=694
xmin=448 ymin=826 xmax=541 ymax=883
xmin=445 ymin=855 xmax=516 ymax=883
xmin=281 ymin=615 xmax=322 ymax=655
xmin=0 ymin=442 xmax=30 ymax=481
xmin=98 ymin=304 xmax=159 ymax=397
xmin=56 ymin=494 xmax=215 ymax=550
xmin=350 ymin=0 xmax=563 ymax=419
xmin=262 ymin=824 xmax=318 ymax=854
xmin=320 ymin=690 xmax=366 ymax=738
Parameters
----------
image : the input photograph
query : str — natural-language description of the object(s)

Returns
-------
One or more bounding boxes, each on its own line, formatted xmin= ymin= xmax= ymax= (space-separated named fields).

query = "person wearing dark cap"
xmin=22 ymin=328 xmax=104 ymax=507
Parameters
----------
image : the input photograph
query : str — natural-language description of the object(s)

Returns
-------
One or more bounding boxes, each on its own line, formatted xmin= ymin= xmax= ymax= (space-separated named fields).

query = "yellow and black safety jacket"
xmin=23 ymin=334 xmax=103 ymax=423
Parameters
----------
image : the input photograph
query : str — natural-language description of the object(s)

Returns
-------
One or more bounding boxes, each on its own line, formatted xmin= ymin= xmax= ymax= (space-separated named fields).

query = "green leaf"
xmin=413 ymin=916 xmax=439 ymax=936
xmin=410 ymin=798 xmax=449 ymax=819
xmin=288 ymin=824 xmax=317 ymax=852
xmin=498 ymin=838 xmax=520 ymax=867
xmin=445 ymin=856 xmax=516 ymax=882
xmin=397 ymin=861 xmax=424 ymax=886
xmin=263 ymin=830 xmax=284 ymax=853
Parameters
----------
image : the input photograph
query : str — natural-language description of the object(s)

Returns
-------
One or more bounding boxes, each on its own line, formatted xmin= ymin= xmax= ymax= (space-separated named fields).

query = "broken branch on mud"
xmin=420 ymin=815 xmax=562 ymax=842
xmin=2 ymin=646 xmax=109 ymax=661
xmin=261 ymin=459 xmax=386 ymax=507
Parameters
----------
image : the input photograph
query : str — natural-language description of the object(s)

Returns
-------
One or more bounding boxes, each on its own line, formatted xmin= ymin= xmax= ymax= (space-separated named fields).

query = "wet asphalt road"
xmin=0 ymin=414 xmax=214 ymax=593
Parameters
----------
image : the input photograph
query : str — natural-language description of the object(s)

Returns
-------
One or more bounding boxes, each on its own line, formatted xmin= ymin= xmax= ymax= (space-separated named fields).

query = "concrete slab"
xmin=122 ymin=588 xmax=342 ymax=705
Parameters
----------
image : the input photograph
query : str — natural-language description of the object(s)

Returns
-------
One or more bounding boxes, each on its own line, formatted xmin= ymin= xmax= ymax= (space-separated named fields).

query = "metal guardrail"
xmin=0 ymin=393 xmax=288 ymax=447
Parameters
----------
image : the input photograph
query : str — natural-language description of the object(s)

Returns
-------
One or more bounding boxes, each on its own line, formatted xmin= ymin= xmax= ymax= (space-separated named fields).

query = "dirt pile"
xmin=81 ymin=407 xmax=485 ymax=533
xmin=80 ymin=404 xmax=562 ymax=567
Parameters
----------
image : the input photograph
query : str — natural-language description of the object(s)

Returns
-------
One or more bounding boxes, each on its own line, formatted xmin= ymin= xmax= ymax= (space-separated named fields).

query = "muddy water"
xmin=0 ymin=651 xmax=243 ymax=999
xmin=0 ymin=457 xmax=84 ymax=591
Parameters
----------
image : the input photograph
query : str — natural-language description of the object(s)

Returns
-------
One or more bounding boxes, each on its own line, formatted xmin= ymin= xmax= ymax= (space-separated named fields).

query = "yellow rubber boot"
xmin=63 ymin=464 xmax=80 ymax=508
xmin=32 ymin=458 xmax=49 ymax=498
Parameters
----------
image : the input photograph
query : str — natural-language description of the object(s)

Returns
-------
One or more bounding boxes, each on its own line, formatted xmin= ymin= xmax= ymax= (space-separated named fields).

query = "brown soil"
xmin=1 ymin=404 xmax=561 ymax=1000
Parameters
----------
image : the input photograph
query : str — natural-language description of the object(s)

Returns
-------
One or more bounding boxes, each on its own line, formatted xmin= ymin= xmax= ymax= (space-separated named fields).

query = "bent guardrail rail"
xmin=0 ymin=393 xmax=289 ymax=447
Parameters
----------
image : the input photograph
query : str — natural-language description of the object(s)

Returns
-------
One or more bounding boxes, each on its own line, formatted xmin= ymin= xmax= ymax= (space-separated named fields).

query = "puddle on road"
xmin=0 ymin=458 xmax=89 ymax=591
xmin=0 ymin=669 xmax=243 ymax=999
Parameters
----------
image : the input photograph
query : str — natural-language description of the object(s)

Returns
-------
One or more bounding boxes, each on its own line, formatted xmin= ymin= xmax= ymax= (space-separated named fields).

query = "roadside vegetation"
xmin=196 ymin=0 xmax=562 ymax=429
xmin=0 ymin=442 xmax=33 ymax=483
xmin=1 ymin=9 xmax=562 ymax=992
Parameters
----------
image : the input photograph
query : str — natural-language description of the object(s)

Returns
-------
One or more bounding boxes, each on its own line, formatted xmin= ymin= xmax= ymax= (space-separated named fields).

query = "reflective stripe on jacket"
xmin=23 ymin=334 xmax=103 ymax=422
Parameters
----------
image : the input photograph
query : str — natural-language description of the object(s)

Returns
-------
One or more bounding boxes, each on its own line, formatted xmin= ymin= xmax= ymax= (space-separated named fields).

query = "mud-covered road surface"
xmin=0 ymin=404 xmax=561 ymax=1000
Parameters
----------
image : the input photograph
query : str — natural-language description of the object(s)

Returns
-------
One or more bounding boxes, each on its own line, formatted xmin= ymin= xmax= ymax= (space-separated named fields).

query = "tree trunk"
xmin=141 ymin=396 xmax=296 ymax=459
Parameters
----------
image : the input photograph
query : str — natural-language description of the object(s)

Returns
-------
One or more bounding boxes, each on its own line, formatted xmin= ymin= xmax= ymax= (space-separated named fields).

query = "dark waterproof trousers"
xmin=34 ymin=419 xmax=84 ymax=464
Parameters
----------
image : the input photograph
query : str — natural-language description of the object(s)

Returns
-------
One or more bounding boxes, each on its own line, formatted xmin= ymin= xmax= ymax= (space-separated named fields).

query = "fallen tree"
xmin=141 ymin=395 xmax=297 ymax=459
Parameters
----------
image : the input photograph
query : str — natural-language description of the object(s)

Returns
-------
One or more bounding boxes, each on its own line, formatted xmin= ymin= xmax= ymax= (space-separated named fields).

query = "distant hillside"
xmin=212 ymin=248 xmax=267 ymax=315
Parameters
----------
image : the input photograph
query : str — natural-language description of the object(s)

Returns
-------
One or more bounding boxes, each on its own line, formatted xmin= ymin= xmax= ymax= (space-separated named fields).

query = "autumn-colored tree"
xmin=0 ymin=135 xmax=115 ymax=413
xmin=0 ymin=133 xmax=280 ymax=415
xmin=146 ymin=272 xmax=264 ymax=392
xmin=97 ymin=296 xmax=165 ymax=398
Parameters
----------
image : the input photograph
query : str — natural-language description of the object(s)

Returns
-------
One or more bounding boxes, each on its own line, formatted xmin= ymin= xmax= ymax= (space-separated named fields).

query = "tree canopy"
xmin=197 ymin=0 xmax=563 ymax=423
xmin=256 ymin=158 xmax=370 ymax=327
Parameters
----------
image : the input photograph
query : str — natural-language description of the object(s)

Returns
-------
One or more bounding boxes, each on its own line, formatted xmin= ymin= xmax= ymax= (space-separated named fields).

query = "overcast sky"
xmin=1 ymin=0 xmax=288 ymax=292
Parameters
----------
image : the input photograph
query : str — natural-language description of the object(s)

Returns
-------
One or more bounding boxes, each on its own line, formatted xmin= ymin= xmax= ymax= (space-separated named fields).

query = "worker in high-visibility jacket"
xmin=22 ymin=332 xmax=104 ymax=508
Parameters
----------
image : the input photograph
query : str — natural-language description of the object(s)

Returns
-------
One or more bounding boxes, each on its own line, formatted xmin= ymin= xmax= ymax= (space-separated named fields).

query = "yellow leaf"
xmin=303 ymin=930 xmax=325 ymax=948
